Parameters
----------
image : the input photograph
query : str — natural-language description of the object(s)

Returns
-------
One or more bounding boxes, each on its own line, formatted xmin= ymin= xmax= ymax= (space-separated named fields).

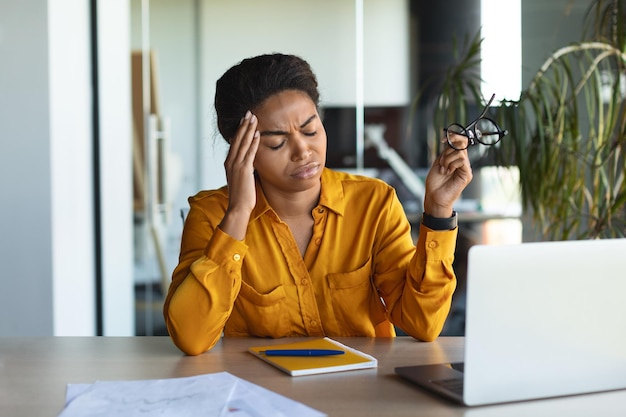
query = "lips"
xmin=291 ymin=162 xmax=320 ymax=179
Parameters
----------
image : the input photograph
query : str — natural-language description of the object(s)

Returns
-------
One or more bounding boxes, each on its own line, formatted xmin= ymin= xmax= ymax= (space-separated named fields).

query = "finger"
xmin=227 ymin=112 xmax=257 ymax=166
xmin=446 ymin=132 xmax=467 ymax=150
xmin=445 ymin=158 xmax=470 ymax=176
xmin=436 ymin=148 xmax=456 ymax=174
xmin=228 ymin=111 xmax=251 ymax=153
xmin=438 ymin=148 xmax=469 ymax=175
xmin=234 ymin=114 xmax=258 ymax=164
xmin=443 ymin=156 xmax=472 ymax=183
xmin=245 ymin=131 xmax=261 ymax=164
xmin=232 ymin=130 xmax=260 ymax=175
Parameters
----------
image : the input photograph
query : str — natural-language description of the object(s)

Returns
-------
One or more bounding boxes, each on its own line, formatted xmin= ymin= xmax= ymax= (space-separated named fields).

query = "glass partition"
xmin=130 ymin=0 xmax=401 ymax=336
xmin=128 ymin=0 xmax=587 ymax=337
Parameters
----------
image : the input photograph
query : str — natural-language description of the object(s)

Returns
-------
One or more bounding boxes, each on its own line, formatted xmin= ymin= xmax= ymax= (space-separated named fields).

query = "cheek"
xmin=253 ymin=150 xmax=282 ymax=174
xmin=317 ymin=134 xmax=328 ymax=155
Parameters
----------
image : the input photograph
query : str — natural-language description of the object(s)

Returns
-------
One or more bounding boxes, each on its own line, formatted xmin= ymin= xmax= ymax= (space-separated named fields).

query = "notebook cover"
xmin=248 ymin=337 xmax=377 ymax=376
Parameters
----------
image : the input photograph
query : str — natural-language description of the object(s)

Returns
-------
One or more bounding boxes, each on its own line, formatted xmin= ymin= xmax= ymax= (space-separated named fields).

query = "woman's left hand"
xmin=423 ymin=142 xmax=473 ymax=218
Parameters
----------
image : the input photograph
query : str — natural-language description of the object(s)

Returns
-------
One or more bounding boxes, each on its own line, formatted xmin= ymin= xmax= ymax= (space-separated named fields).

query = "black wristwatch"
xmin=421 ymin=211 xmax=458 ymax=230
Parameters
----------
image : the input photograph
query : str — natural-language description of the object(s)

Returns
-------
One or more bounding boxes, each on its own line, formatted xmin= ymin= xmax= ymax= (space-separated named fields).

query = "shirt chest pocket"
xmin=326 ymin=257 xmax=385 ymax=335
xmin=228 ymin=280 xmax=292 ymax=337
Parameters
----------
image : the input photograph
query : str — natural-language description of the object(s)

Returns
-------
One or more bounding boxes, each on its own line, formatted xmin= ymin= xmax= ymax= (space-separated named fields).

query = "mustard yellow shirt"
xmin=164 ymin=168 xmax=457 ymax=355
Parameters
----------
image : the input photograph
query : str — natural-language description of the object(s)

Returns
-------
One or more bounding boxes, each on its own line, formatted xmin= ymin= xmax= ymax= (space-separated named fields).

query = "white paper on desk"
xmin=58 ymin=371 xmax=325 ymax=417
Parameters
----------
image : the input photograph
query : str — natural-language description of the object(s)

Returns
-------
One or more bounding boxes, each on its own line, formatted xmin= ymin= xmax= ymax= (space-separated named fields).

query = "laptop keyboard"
xmin=432 ymin=377 xmax=464 ymax=396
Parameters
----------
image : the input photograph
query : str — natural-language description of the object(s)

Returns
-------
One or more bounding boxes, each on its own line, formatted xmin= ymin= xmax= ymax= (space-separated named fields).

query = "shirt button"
xmin=315 ymin=238 xmax=321 ymax=245
xmin=233 ymin=253 xmax=241 ymax=261
xmin=318 ymin=208 xmax=325 ymax=213
xmin=428 ymin=241 xmax=438 ymax=249
xmin=301 ymin=278 xmax=309 ymax=286
xmin=310 ymin=320 xmax=318 ymax=327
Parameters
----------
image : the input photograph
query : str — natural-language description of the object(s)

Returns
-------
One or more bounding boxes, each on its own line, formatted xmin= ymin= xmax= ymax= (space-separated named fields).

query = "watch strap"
xmin=421 ymin=211 xmax=458 ymax=230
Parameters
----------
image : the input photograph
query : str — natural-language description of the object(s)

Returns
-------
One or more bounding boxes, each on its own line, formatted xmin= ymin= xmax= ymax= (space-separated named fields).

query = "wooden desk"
xmin=1 ymin=336 xmax=624 ymax=417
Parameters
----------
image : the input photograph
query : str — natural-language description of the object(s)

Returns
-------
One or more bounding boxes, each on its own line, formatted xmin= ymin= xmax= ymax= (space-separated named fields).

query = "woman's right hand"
xmin=219 ymin=110 xmax=260 ymax=240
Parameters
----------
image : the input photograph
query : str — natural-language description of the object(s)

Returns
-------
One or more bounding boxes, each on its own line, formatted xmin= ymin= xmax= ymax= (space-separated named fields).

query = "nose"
xmin=290 ymin=134 xmax=312 ymax=161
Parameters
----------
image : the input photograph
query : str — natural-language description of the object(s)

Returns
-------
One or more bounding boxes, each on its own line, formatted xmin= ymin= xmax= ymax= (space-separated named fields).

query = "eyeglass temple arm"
xmin=465 ymin=93 xmax=496 ymax=129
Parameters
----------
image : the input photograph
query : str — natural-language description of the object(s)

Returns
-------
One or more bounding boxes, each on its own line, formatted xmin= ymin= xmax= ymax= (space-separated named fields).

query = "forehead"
xmin=254 ymin=90 xmax=318 ymax=125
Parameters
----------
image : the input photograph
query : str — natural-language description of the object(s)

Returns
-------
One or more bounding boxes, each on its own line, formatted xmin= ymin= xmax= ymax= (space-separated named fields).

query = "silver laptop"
xmin=395 ymin=238 xmax=626 ymax=407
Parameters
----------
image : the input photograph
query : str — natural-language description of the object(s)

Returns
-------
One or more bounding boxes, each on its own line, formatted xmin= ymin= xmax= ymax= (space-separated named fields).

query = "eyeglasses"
xmin=442 ymin=94 xmax=508 ymax=150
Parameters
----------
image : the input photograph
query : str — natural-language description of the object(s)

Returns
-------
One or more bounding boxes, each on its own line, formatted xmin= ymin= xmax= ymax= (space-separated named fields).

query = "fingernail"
xmin=250 ymin=114 xmax=257 ymax=123
xmin=440 ymin=165 xmax=445 ymax=175
xmin=244 ymin=110 xmax=252 ymax=120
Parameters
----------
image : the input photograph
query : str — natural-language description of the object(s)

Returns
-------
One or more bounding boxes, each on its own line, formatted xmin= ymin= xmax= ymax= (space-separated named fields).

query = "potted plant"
xmin=413 ymin=0 xmax=626 ymax=241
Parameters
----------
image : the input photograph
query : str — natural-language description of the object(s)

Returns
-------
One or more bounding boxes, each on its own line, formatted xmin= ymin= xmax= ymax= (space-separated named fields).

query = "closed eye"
xmin=303 ymin=131 xmax=317 ymax=137
xmin=269 ymin=140 xmax=286 ymax=150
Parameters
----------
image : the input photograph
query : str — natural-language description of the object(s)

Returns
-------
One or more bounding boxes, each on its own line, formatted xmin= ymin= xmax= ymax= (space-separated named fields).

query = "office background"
xmin=0 ymin=0 xmax=590 ymax=337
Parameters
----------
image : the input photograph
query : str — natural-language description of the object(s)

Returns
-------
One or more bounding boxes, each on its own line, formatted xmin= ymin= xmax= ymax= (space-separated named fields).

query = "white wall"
xmin=0 ymin=0 xmax=133 ymax=336
xmin=0 ymin=0 xmax=55 ymax=335
xmin=363 ymin=0 xmax=410 ymax=106
xmin=97 ymin=0 xmax=134 ymax=336
xmin=48 ymin=0 xmax=96 ymax=335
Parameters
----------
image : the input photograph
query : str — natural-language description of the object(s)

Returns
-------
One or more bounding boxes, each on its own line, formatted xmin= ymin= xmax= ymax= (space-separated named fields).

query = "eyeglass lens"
xmin=446 ymin=123 xmax=470 ymax=150
xmin=475 ymin=118 xmax=500 ymax=145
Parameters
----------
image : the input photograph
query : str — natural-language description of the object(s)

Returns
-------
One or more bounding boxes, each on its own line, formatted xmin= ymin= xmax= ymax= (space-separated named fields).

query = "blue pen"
xmin=260 ymin=349 xmax=345 ymax=356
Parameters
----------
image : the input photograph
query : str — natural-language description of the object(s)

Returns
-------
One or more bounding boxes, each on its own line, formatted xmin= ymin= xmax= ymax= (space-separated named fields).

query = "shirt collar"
xmin=318 ymin=168 xmax=345 ymax=216
xmin=249 ymin=168 xmax=346 ymax=222
xmin=250 ymin=181 xmax=273 ymax=222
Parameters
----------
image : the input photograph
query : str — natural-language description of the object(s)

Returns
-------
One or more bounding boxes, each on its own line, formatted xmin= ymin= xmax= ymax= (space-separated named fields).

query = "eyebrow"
xmin=259 ymin=114 xmax=318 ymax=137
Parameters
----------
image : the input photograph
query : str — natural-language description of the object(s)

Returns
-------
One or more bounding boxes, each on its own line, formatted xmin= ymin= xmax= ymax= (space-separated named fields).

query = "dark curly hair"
xmin=214 ymin=53 xmax=320 ymax=143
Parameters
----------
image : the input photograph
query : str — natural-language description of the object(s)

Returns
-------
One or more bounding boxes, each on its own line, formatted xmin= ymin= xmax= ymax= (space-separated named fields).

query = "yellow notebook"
xmin=248 ymin=337 xmax=377 ymax=376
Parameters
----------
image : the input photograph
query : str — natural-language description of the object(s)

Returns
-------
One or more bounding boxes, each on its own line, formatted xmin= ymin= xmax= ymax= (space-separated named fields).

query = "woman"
xmin=164 ymin=53 xmax=472 ymax=355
